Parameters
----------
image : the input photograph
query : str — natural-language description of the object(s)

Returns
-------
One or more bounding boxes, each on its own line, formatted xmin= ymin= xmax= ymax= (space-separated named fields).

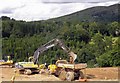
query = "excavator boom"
xmin=33 ymin=38 xmax=77 ymax=64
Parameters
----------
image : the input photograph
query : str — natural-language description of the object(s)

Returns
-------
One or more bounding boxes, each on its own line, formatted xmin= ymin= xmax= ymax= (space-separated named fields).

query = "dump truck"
xmin=15 ymin=38 xmax=87 ymax=81
xmin=54 ymin=60 xmax=87 ymax=81
xmin=32 ymin=38 xmax=87 ymax=81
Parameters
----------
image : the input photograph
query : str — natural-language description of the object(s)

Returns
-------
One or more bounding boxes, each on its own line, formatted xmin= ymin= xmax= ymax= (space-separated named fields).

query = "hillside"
xmin=1 ymin=4 xmax=120 ymax=67
xmin=49 ymin=4 xmax=120 ymax=23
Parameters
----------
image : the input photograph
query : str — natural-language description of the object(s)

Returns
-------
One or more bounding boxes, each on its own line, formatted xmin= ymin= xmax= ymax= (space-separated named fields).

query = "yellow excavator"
xmin=15 ymin=38 xmax=87 ymax=81
xmin=0 ymin=55 xmax=13 ymax=67
xmin=15 ymin=56 xmax=39 ymax=75
xmin=32 ymin=38 xmax=87 ymax=81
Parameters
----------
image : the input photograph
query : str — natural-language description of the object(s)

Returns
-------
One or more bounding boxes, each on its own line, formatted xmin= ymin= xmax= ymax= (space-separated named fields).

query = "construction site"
xmin=0 ymin=39 xmax=119 ymax=82
xmin=0 ymin=67 xmax=119 ymax=81
xmin=0 ymin=1 xmax=120 ymax=82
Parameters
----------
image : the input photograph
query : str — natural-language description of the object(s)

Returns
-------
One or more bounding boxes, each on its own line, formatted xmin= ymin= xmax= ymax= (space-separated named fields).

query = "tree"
xmin=108 ymin=22 xmax=119 ymax=36
xmin=92 ymin=32 xmax=105 ymax=56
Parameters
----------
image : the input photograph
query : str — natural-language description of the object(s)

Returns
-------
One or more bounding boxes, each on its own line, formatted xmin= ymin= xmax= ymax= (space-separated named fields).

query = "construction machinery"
xmin=0 ymin=55 xmax=13 ymax=67
xmin=33 ymin=38 xmax=77 ymax=64
xmin=15 ymin=61 xmax=39 ymax=75
xmin=15 ymin=38 xmax=87 ymax=81
xmin=32 ymin=38 xmax=87 ymax=81
xmin=15 ymin=56 xmax=40 ymax=75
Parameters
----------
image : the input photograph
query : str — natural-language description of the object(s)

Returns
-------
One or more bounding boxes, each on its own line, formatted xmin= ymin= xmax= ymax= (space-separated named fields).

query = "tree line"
xmin=1 ymin=16 xmax=120 ymax=67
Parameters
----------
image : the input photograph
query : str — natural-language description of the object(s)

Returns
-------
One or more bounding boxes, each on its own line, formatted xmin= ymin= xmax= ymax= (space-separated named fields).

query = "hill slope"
xmin=50 ymin=4 xmax=120 ymax=23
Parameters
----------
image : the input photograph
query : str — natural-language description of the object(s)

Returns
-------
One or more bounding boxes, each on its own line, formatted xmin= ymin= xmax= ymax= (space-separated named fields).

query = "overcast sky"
xmin=0 ymin=0 xmax=119 ymax=21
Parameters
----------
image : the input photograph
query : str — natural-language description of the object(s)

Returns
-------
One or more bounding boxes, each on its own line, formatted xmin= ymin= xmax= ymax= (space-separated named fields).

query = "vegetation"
xmin=1 ymin=4 xmax=120 ymax=67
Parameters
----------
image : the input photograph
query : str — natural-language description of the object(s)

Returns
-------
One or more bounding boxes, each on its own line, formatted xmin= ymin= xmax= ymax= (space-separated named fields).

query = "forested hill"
xmin=49 ymin=4 xmax=120 ymax=23
xmin=1 ymin=4 xmax=120 ymax=67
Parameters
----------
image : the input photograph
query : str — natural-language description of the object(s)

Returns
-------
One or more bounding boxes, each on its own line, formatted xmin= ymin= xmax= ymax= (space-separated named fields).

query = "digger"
xmin=15 ymin=56 xmax=39 ymax=75
xmin=32 ymin=38 xmax=87 ymax=81
xmin=15 ymin=38 xmax=87 ymax=81
xmin=0 ymin=55 xmax=13 ymax=67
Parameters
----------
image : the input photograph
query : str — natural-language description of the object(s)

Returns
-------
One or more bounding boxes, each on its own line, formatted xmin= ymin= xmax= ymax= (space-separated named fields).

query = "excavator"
xmin=15 ymin=38 xmax=87 ymax=81
xmin=33 ymin=38 xmax=77 ymax=64
xmin=0 ymin=55 xmax=13 ymax=67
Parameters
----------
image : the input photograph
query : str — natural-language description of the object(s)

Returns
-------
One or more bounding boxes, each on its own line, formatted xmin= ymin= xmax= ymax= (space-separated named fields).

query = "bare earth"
xmin=0 ymin=67 xmax=119 ymax=81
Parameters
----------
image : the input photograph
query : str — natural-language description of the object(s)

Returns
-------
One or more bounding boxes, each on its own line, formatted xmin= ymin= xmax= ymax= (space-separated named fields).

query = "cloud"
xmin=11 ymin=3 xmax=87 ymax=21
xmin=0 ymin=0 xmax=26 ymax=17
xmin=0 ymin=5 xmax=25 ymax=14
xmin=41 ymin=0 xmax=119 ymax=3
xmin=0 ymin=8 xmax=13 ymax=14
xmin=0 ymin=0 xmax=119 ymax=21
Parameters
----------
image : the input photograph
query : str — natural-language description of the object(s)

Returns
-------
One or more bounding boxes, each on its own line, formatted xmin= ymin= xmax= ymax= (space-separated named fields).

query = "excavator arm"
xmin=33 ymin=38 xmax=77 ymax=64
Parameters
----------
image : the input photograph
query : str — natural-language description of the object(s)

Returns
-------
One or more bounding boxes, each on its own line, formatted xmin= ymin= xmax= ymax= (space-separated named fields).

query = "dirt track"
xmin=0 ymin=67 xmax=119 ymax=81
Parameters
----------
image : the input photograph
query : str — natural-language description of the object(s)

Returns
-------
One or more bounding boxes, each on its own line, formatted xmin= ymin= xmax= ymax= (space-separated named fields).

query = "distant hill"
xmin=50 ymin=4 xmax=120 ymax=23
xmin=1 ymin=4 xmax=119 ymax=23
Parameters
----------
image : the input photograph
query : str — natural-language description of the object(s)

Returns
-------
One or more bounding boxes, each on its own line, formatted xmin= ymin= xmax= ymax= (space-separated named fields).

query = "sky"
xmin=0 ymin=0 xmax=119 ymax=21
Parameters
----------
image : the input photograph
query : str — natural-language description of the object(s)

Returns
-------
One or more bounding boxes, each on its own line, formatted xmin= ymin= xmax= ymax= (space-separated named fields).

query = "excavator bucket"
xmin=69 ymin=51 xmax=77 ymax=62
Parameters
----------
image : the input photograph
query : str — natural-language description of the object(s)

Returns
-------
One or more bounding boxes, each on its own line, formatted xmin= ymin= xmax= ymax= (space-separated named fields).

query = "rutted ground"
xmin=1 ymin=67 xmax=119 ymax=81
